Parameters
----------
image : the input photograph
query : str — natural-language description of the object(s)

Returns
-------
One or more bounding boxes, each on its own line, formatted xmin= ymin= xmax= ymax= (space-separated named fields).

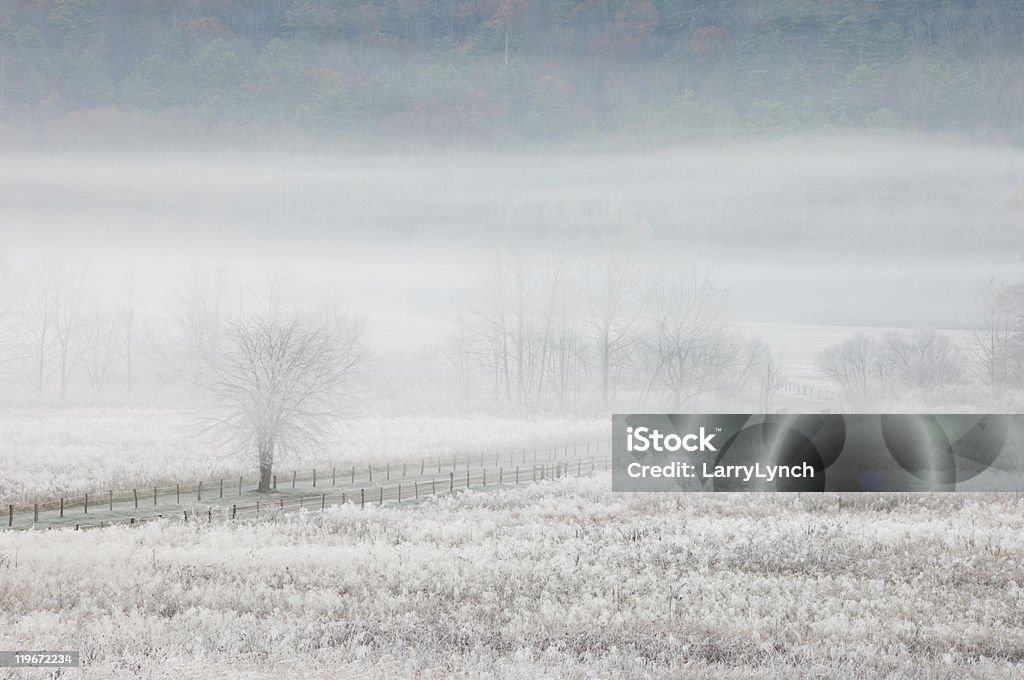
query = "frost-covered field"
xmin=0 ymin=410 xmax=606 ymax=504
xmin=1 ymin=476 xmax=1022 ymax=679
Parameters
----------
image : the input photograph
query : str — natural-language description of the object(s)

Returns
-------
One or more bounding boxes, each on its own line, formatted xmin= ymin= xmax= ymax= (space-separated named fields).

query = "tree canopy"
xmin=1 ymin=1 xmax=1022 ymax=147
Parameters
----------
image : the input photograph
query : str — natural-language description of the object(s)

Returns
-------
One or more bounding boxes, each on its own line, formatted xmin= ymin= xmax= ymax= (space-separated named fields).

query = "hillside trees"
xmin=2 ymin=0 xmax=1022 ymax=143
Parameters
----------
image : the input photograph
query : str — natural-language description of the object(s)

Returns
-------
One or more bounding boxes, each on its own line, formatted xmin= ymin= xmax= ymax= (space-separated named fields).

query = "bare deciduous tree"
xmin=23 ymin=261 xmax=56 ymax=392
xmin=973 ymin=282 xmax=1024 ymax=386
xmin=878 ymin=328 xmax=964 ymax=389
xmin=122 ymin=271 xmax=136 ymax=394
xmin=588 ymin=254 xmax=643 ymax=405
xmin=0 ymin=247 xmax=21 ymax=363
xmin=53 ymin=262 xmax=89 ymax=399
xmin=82 ymin=306 xmax=123 ymax=395
xmin=817 ymin=333 xmax=873 ymax=396
xmin=202 ymin=313 xmax=364 ymax=492
xmin=639 ymin=273 xmax=731 ymax=406
xmin=170 ymin=264 xmax=226 ymax=380
xmin=747 ymin=338 xmax=786 ymax=412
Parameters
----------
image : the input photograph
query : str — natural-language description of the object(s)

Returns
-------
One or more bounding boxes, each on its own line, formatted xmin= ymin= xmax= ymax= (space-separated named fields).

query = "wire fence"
xmin=4 ymin=439 xmax=611 ymax=531
xmin=780 ymin=379 xmax=836 ymax=403
xmin=48 ymin=456 xmax=612 ymax=532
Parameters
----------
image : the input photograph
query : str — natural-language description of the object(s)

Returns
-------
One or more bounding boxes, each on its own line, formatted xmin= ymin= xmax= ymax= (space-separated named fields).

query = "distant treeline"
xmin=1 ymin=1 xmax=1023 ymax=146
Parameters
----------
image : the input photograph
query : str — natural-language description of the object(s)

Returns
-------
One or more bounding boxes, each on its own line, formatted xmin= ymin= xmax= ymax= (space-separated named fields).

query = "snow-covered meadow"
xmin=0 ymin=411 xmax=606 ymax=504
xmin=2 ymin=475 xmax=1022 ymax=679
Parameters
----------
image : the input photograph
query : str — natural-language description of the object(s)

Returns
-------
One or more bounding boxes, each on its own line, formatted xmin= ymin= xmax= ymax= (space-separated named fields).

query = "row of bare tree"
xmin=440 ymin=255 xmax=784 ymax=410
xmin=817 ymin=281 xmax=1024 ymax=397
xmin=0 ymin=258 xmax=137 ymax=398
xmin=817 ymin=329 xmax=965 ymax=396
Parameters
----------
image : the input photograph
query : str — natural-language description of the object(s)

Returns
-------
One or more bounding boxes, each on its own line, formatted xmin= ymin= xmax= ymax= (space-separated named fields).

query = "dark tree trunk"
xmin=257 ymin=441 xmax=274 ymax=492
xmin=258 ymin=462 xmax=273 ymax=492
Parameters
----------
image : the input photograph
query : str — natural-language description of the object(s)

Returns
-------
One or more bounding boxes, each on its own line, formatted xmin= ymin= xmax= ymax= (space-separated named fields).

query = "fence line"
xmin=60 ymin=456 xmax=613 ymax=532
xmin=4 ymin=439 xmax=611 ymax=530
xmin=779 ymin=379 xmax=836 ymax=403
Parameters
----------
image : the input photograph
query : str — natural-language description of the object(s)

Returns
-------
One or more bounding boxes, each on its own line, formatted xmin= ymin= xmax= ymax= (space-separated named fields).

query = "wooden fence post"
xmin=272 ymin=474 xmax=277 ymax=491
xmin=33 ymin=503 xmax=38 ymax=523
xmin=176 ymin=484 xmax=179 ymax=504
xmin=313 ymin=469 xmax=317 ymax=488
xmin=449 ymin=472 xmax=454 ymax=493
xmin=256 ymin=501 xmax=260 ymax=518
xmin=360 ymin=488 xmax=365 ymax=509
xmin=483 ymin=469 xmax=487 ymax=486
xmin=466 ymin=470 xmax=470 ymax=488
xmin=231 ymin=505 xmax=237 ymax=520
xmin=332 ymin=466 xmax=336 ymax=487
xmin=153 ymin=487 xmax=157 ymax=506
xmin=398 ymin=484 xmax=402 ymax=503
xmin=368 ymin=465 xmax=373 ymax=482
xmin=379 ymin=487 xmax=383 ymax=505
xmin=500 ymin=468 xmax=503 ymax=485
xmin=386 ymin=463 xmax=390 ymax=481
xmin=292 ymin=471 xmax=296 ymax=489
xmin=9 ymin=504 xmax=13 ymax=527
xmin=219 ymin=479 xmax=223 ymax=498
xmin=133 ymin=489 xmax=138 ymax=510
xmin=239 ymin=476 xmax=243 ymax=496
xmin=321 ymin=494 xmax=326 ymax=511
xmin=60 ymin=498 xmax=64 ymax=518
xmin=351 ymin=465 xmax=355 ymax=484
xmin=85 ymin=493 xmax=89 ymax=514
xmin=420 ymin=460 xmax=425 ymax=475
xmin=198 ymin=481 xmax=202 ymax=502
xmin=414 ymin=481 xmax=419 ymax=500
xmin=108 ymin=490 xmax=113 ymax=511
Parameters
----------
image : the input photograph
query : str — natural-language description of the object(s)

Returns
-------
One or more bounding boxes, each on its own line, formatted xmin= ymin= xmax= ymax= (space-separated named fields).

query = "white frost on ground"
xmin=1 ymin=475 xmax=1022 ymax=679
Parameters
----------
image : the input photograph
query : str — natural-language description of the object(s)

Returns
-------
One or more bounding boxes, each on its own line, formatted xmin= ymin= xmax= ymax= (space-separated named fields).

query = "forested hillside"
xmin=1 ymin=1 xmax=1023 ymax=146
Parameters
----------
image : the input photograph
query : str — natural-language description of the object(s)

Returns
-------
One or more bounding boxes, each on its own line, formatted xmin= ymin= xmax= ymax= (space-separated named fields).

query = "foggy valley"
xmin=2 ymin=1 xmax=1024 ymax=677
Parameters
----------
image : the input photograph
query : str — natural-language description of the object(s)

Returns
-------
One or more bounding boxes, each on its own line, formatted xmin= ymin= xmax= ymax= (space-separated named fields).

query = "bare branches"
xmin=200 ymin=311 xmax=364 ymax=491
xmin=638 ymin=272 xmax=732 ymax=406
xmin=817 ymin=334 xmax=873 ymax=397
xmin=972 ymin=282 xmax=1024 ymax=386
